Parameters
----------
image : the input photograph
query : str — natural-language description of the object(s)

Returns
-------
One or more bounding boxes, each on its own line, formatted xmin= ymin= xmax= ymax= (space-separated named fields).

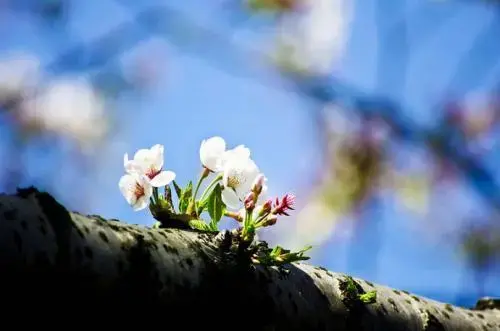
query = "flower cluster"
xmin=119 ymin=144 xmax=176 ymax=211
xmin=119 ymin=136 xmax=312 ymax=266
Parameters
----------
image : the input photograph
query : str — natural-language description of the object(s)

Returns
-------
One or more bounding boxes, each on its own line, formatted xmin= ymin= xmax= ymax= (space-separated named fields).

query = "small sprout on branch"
xmin=118 ymin=136 xmax=314 ymax=267
xmin=251 ymin=245 xmax=313 ymax=267
xmin=359 ymin=291 xmax=377 ymax=304
xmin=340 ymin=275 xmax=377 ymax=306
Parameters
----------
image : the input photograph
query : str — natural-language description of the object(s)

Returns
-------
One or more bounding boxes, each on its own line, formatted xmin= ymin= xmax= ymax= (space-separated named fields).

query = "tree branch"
xmin=0 ymin=186 xmax=498 ymax=330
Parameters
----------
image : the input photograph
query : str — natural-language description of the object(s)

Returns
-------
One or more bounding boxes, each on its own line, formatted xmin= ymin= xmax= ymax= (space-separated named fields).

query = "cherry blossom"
xmin=124 ymin=144 xmax=176 ymax=187
xmin=118 ymin=173 xmax=153 ymax=211
xmin=221 ymin=155 xmax=262 ymax=210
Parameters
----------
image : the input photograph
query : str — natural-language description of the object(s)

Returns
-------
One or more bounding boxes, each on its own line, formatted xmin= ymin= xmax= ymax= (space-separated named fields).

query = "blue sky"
xmin=0 ymin=0 xmax=499 ymax=306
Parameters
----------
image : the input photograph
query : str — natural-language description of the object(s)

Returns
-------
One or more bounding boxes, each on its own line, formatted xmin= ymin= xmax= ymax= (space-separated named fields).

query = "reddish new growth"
xmin=273 ymin=193 xmax=295 ymax=216
xmin=145 ymin=166 xmax=162 ymax=180
xmin=133 ymin=182 xmax=146 ymax=199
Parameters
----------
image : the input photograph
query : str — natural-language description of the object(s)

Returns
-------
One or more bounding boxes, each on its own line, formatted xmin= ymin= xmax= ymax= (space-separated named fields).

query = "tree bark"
xmin=0 ymin=187 xmax=499 ymax=330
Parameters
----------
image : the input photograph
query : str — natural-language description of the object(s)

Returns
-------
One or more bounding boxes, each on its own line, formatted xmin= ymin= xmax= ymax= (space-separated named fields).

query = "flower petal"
xmin=221 ymin=145 xmax=251 ymax=168
xmin=222 ymin=155 xmax=261 ymax=206
xmin=140 ymin=177 xmax=154 ymax=197
xmin=133 ymin=179 xmax=153 ymax=211
xmin=149 ymin=144 xmax=165 ymax=170
xmin=257 ymin=183 xmax=269 ymax=204
xmin=231 ymin=145 xmax=251 ymax=159
xmin=132 ymin=176 xmax=153 ymax=210
xmin=149 ymin=170 xmax=176 ymax=187
xmin=238 ymin=162 xmax=260 ymax=195
xmin=132 ymin=196 xmax=150 ymax=211
xmin=132 ymin=144 xmax=165 ymax=172
xmin=124 ymin=153 xmax=142 ymax=174
xmin=123 ymin=153 xmax=130 ymax=169
xmin=131 ymin=148 xmax=151 ymax=172
xmin=119 ymin=173 xmax=153 ymax=210
xmin=222 ymin=188 xmax=242 ymax=210
xmin=118 ymin=174 xmax=138 ymax=205
xmin=236 ymin=183 xmax=253 ymax=200
xmin=200 ymin=136 xmax=226 ymax=171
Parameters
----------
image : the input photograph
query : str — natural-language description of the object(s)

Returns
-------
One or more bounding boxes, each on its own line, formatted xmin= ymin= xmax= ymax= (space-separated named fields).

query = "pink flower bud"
xmin=251 ymin=174 xmax=267 ymax=195
xmin=263 ymin=214 xmax=278 ymax=226
xmin=244 ymin=192 xmax=256 ymax=210
xmin=262 ymin=199 xmax=272 ymax=213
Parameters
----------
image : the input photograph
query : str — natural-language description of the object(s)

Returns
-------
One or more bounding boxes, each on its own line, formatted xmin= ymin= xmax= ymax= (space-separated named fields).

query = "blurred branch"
xmin=45 ymin=11 xmax=154 ymax=74
xmin=101 ymin=2 xmax=500 ymax=214
xmin=343 ymin=0 xmax=410 ymax=276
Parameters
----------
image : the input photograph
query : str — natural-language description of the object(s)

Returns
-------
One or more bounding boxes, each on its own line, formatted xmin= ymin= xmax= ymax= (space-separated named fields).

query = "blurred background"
xmin=0 ymin=0 xmax=499 ymax=308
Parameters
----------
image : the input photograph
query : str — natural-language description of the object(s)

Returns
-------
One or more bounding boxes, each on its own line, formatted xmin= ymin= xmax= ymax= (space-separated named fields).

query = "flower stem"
xmin=253 ymin=210 xmax=271 ymax=228
xmin=152 ymin=187 xmax=159 ymax=205
xmin=253 ymin=217 xmax=266 ymax=228
xmin=241 ymin=209 xmax=254 ymax=241
xmin=244 ymin=209 xmax=251 ymax=229
xmin=193 ymin=167 xmax=210 ymax=202
xmin=198 ymin=172 xmax=223 ymax=202
xmin=225 ymin=210 xmax=243 ymax=222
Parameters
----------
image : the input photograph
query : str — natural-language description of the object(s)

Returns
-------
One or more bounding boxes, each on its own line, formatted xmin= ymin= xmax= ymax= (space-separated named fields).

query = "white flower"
xmin=119 ymin=173 xmax=153 ymax=211
xmin=199 ymin=136 xmax=250 ymax=172
xmin=198 ymin=136 xmax=262 ymax=209
xmin=123 ymin=144 xmax=176 ymax=187
xmin=221 ymin=156 xmax=262 ymax=210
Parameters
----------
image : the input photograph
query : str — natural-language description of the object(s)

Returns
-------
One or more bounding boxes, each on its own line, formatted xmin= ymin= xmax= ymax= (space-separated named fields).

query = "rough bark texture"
xmin=0 ymin=187 xmax=499 ymax=330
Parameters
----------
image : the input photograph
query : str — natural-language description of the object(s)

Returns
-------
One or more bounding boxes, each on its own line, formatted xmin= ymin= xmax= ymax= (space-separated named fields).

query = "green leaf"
xmin=197 ymin=197 xmax=209 ymax=215
xmin=297 ymin=245 xmax=313 ymax=256
xmin=209 ymin=222 xmax=219 ymax=232
xmin=207 ymin=184 xmax=225 ymax=229
xmin=164 ymin=185 xmax=171 ymax=202
xmin=344 ymin=276 xmax=358 ymax=296
xmin=271 ymin=245 xmax=283 ymax=256
xmin=293 ymin=255 xmax=311 ymax=262
xmin=359 ymin=291 xmax=377 ymax=304
xmin=157 ymin=197 xmax=173 ymax=213
xmin=188 ymin=219 xmax=215 ymax=232
xmin=172 ymin=180 xmax=182 ymax=199
xmin=179 ymin=181 xmax=193 ymax=213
